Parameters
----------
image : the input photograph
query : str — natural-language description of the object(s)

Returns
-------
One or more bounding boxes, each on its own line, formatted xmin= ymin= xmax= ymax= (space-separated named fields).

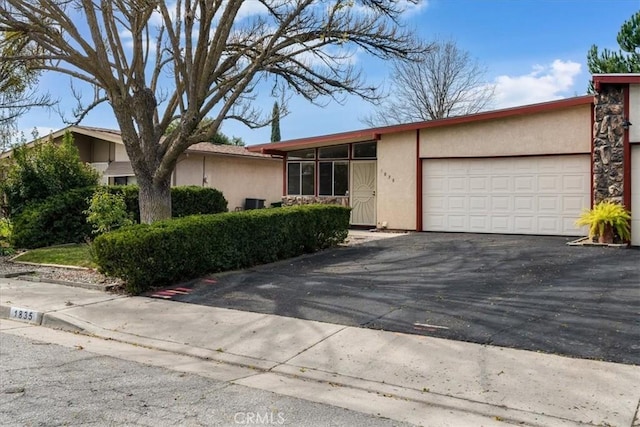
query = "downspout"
xmin=416 ymin=129 xmax=423 ymax=232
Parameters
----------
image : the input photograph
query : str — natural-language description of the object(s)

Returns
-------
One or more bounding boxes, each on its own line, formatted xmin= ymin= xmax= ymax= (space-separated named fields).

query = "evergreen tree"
xmin=587 ymin=11 xmax=640 ymax=77
xmin=271 ymin=102 xmax=281 ymax=143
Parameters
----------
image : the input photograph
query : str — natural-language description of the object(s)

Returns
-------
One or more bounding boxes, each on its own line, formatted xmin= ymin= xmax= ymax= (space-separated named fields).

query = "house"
xmin=248 ymin=73 xmax=640 ymax=246
xmin=0 ymin=126 xmax=283 ymax=211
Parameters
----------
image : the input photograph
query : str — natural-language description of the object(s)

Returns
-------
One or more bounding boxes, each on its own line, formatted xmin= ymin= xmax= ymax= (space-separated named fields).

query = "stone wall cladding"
xmin=282 ymin=196 xmax=350 ymax=207
xmin=593 ymin=85 xmax=625 ymax=204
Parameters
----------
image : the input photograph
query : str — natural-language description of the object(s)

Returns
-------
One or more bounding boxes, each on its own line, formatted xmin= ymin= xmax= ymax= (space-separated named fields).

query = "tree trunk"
xmin=138 ymin=175 xmax=172 ymax=224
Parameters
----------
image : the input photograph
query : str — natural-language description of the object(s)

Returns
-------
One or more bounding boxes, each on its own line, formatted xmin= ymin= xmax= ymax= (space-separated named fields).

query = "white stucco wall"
xmin=376 ymin=131 xmax=417 ymax=230
xmin=419 ymin=105 xmax=591 ymax=157
xmin=630 ymin=84 xmax=640 ymax=143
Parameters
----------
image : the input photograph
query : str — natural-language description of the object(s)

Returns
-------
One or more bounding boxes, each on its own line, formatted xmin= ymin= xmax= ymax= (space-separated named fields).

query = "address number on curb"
xmin=9 ymin=307 xmax=43 ymax=325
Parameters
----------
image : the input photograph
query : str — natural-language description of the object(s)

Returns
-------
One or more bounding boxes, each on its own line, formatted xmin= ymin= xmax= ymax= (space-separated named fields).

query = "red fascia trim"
xmin=415 ymin=129 xmax=423 ymax=232
xmin=248 ymin=130 xmax=378 ymax=152
xmin=247 ymin=96 xmax=593 ymax=153
xmin=623 ymin=85 xmax=632 ymax=213
xmin=593 ymin=74 xmax=640 ymax=92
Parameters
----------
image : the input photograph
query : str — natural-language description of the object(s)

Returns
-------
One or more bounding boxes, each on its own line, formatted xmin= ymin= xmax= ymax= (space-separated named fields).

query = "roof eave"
xmin=248 ymin=95 xmax=594 ymax=153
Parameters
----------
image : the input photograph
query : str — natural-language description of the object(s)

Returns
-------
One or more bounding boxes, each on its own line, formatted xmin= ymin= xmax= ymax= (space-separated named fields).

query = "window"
xmin=319 ymin=161 xmax=348 ymax=196
xmin=319 ymin=145 xmax=348 ymax=159
xmin=353 ymin=141 xmax=376 ymax=159
xmin=113 ymin=176 xmax=137 ymax=185
xmin=287 ymin=162 xmax=315 ymax=195
xmin=288 ymin=148 xmax=315 ymax=160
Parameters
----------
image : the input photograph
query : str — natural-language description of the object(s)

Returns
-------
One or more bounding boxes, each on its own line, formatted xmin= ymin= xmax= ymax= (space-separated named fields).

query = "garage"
xmin=422 ymin=155 xmax=590 ymax=236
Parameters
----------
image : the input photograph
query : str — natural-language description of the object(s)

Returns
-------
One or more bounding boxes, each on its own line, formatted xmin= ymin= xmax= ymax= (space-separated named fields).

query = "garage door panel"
xmin=469 ymin=196 xmax=488 ymax=211
xmin=491 ymin=176 xmax=511 ymax=191
xmin=514 ymin=216 xmax=535 ymax=233
xmin=538 ymin=176 xmax=560 ymax=192
xmin=448 ymin=177 xmax=467 ymax=192
xmin=423 ymin=155 xmax=590 ymax=236
xmin=447 ymin=215 xmax=468 ymax=230
xmin=448 ymin=196 xmax=467 ymax=211
xmin=538 ymin=196 xmax=560 ymax=212
xmin=563 ymin=174 xmax=588 ymax=191
xmin=513 ymin=196 xmax=534 ymax=211
xmin=469 ymin=216 xmax=490 ymax=232
xmin=492 ymin=196 xmax=511 ymax=211
xmin=515 ymin=176 xmax=536 ymax=191
xmin=491 ymin=216 xmax=511 ymax=233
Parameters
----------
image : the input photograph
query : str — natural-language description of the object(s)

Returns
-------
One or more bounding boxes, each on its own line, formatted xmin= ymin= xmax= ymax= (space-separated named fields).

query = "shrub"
xmin=85 ymin=188 xmax=134 ymax=235
xmin=2 ymin=131 xmax=99 ymax=217
xmin=171 ymin=186 xmax=228 ymax=217
xmin=0 ymin=218 xmax=15 ymax=256
xmin=12 ymin=187 xmax=95 ymax=249
xmin=92 ymin=204 xmax=350 ymax=294
xmin=106 ymin=185 xmax=227 ymax=222
xmin=11 ymin=185 xmax=228 ymax=248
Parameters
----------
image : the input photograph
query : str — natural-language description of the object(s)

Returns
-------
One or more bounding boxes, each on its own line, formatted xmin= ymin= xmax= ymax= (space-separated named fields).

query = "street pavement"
xmin=1 ymin=332 xmax=413 ymax=426
xmin=1 ymin=277 xmax=639 ymax=426
xmin=171 ymin=232 xmax=640 ymax=365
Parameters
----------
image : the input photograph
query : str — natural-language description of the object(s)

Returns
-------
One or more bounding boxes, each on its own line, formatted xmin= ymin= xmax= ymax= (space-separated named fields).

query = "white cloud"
xmin=493 ymin=59 xmax=582 ymax=108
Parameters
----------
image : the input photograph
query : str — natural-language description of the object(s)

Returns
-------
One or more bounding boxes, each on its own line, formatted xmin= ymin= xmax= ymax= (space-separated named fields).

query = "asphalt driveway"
xmin=163 ymin=233 xmax=640 ymax=365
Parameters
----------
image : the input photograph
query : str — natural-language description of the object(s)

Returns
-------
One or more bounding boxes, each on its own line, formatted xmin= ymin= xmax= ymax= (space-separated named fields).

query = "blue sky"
xmin=17 ymin=0 xmax=640 ymax=146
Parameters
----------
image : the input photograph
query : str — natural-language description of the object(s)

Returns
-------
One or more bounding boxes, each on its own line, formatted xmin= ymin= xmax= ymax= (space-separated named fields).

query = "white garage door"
xmin=422 ymin=155 xmax=590 ymax=236
xmin=632 ymin=145 xmax=640 ymax=246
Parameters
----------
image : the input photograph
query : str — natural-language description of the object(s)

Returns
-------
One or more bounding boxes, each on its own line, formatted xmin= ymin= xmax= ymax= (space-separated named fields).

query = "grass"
xmin=12 ymin=244 xmax=97 ymax=269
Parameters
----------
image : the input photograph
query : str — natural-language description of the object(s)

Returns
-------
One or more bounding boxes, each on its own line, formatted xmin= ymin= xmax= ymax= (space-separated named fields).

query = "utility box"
xmin=244 ymin=198 xmax=265 ymax=210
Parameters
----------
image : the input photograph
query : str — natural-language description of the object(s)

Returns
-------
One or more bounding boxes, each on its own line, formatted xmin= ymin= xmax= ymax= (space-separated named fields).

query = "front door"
xmin=350 ymin=161 xmax=376 ymax=226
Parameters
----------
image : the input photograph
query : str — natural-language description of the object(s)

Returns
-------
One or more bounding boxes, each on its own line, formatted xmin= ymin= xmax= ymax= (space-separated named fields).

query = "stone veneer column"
xmin=592 ymin=85 xmax=625 ymax=204
xmin=282 ymin=195 xmax=350 ymax=207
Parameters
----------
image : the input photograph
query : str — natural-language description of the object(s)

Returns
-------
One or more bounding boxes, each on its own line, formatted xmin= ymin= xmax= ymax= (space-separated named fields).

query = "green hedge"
xmin=12 ymin=187 xmax=95 ymax=249
xmin=92 ymin=205 xmax=351 ymax=294
xmin=105 ymin=185 xmax=228 ymax=222
xmin=12 ymin=185 xmax=228 ymax=249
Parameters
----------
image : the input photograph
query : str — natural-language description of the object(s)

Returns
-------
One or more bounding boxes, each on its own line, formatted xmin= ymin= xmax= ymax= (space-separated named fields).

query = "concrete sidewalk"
xmin=1 ymin=278 xmax=639 ymax=427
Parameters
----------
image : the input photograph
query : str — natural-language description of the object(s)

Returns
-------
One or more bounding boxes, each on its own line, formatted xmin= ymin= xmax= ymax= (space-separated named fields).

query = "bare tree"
xmin=0 ymin=0 xmax=424 ymax=223
xmin=362 ymin=39 xmax=494 ymax=126
xmin=0 ymin=31 xmax=52 ymax=151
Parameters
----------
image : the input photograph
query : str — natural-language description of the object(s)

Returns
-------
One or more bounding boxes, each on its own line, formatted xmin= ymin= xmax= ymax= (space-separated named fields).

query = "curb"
xmin=9 ymin=275 xmax=115 ymax=292
xmin=0 ymin=304 xmax=85 ymax=333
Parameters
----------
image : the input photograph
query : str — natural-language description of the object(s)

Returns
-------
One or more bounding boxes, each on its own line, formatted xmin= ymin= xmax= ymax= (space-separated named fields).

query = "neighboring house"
xmin=0 ymin=126 xmax=282 ymax=211
xmin=249 ymin=73 xmax=640 ymax=246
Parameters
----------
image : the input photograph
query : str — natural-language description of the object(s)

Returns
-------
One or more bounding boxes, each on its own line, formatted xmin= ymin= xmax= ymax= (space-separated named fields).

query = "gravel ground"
xmin=0 ymin=254 xmax=123 ymax=288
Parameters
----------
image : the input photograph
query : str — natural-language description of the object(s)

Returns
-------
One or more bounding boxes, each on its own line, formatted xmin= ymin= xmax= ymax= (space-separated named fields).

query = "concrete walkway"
xmin=1 ymin=278 xmax=639 ymax=427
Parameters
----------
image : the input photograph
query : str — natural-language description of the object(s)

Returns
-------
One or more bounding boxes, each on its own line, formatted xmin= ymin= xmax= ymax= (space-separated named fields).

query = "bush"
xmin=105 ymin=185 xmax=227 ymax=222
xmin=11 ymin=185 xmax=228 ymax=248
xmin=85 ymin=188 xmax=134 ymax=235
xmin=0 ymin=218 xmax=15 ymax=256
xmin=12 ymin=187 xmax=95 ymax=249
xmin=2 ymin=131 xmax=99 ymax=217
xmin=171 ymin=186 xmax=228 ymax=217
xmin=92 ymin=204 xmax=350 ymax=294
